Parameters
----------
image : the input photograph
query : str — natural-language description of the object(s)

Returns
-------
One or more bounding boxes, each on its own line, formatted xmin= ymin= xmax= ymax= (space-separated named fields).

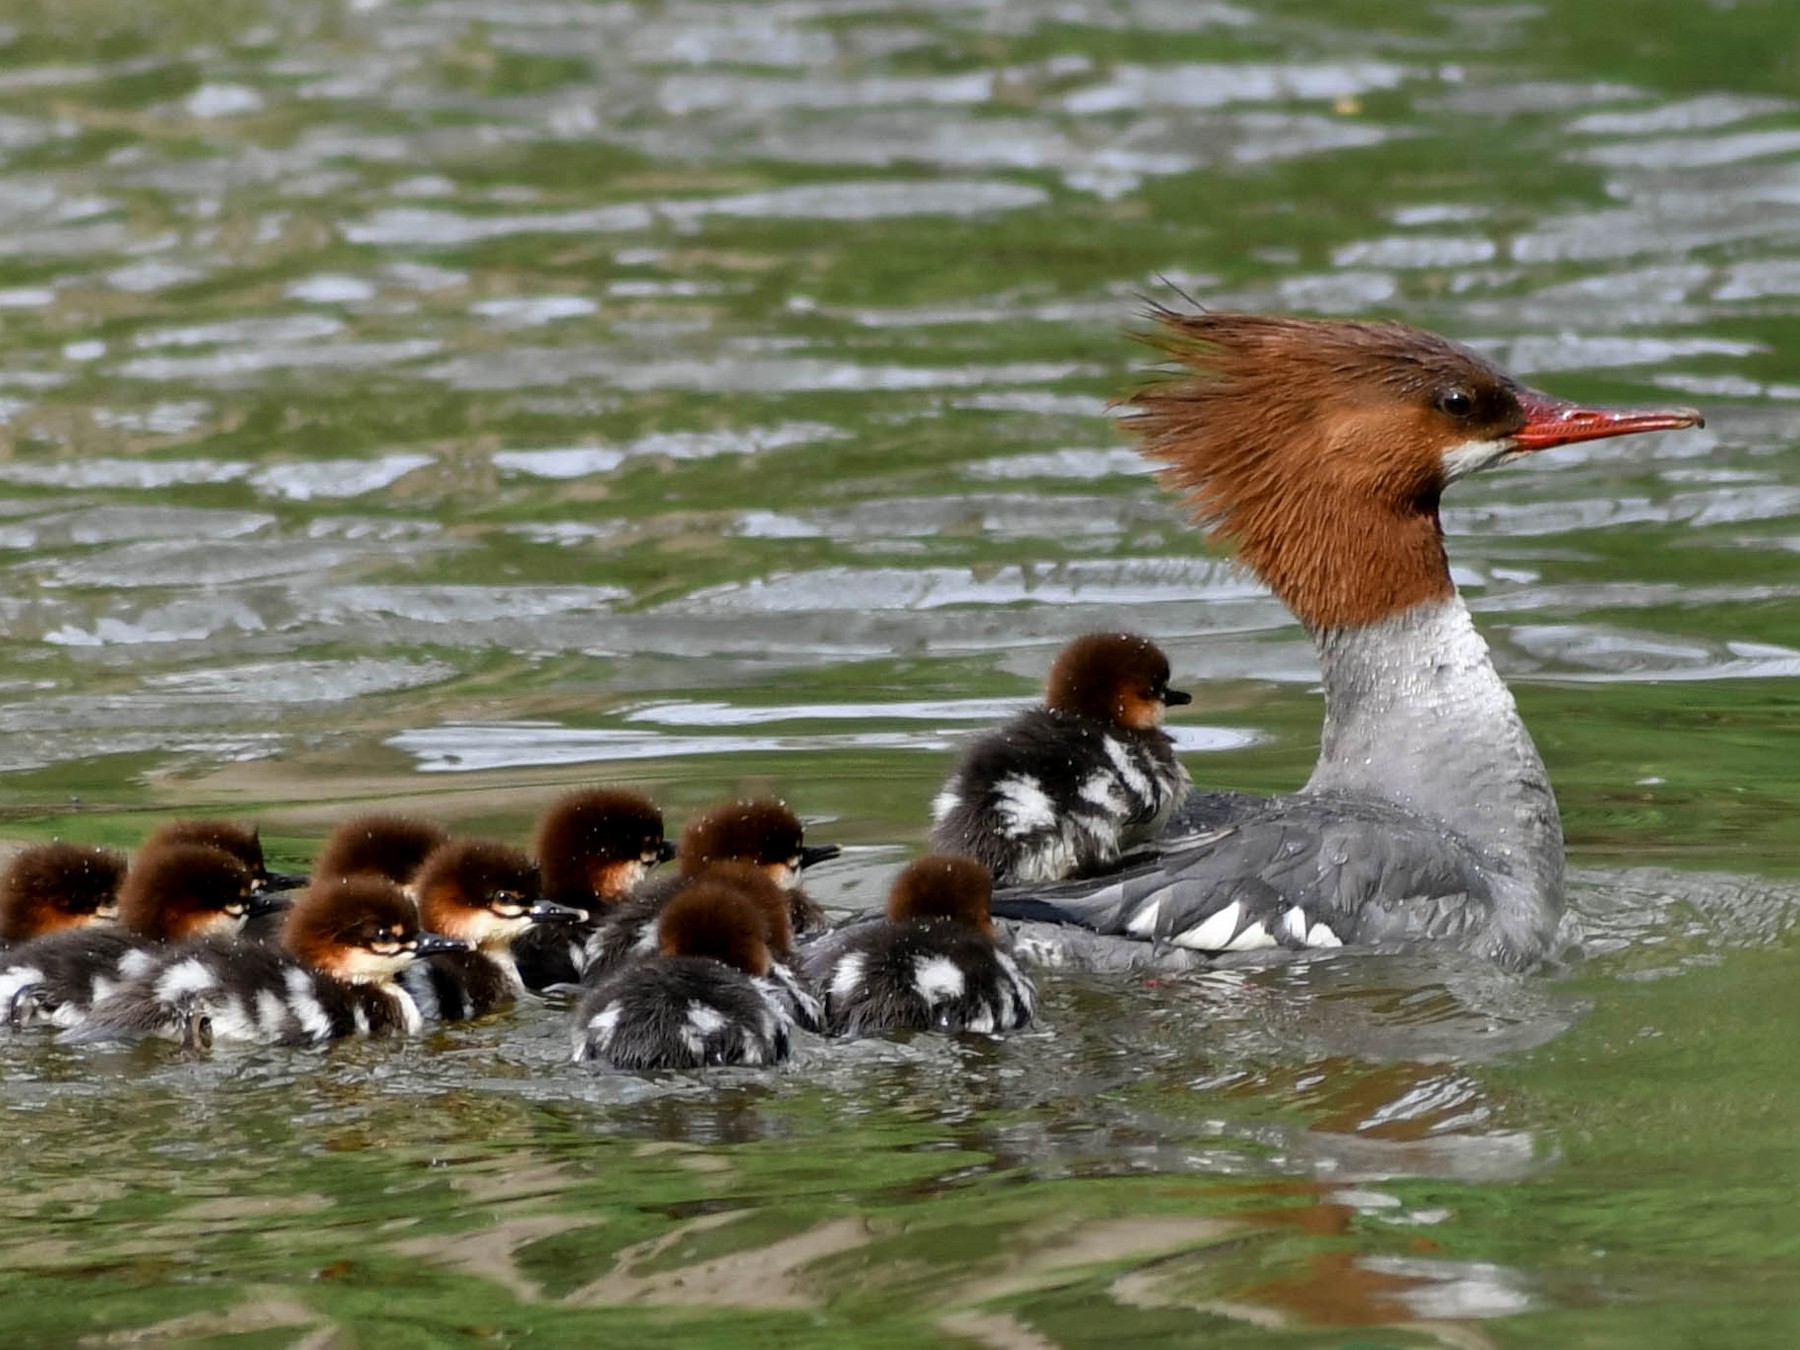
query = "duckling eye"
xmin=1436 ymin=388 xmax=1475 ymax=418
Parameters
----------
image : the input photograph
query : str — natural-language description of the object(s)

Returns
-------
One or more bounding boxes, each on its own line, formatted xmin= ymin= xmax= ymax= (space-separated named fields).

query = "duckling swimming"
xmin=0 ymin=842 xmax=127 ymax=946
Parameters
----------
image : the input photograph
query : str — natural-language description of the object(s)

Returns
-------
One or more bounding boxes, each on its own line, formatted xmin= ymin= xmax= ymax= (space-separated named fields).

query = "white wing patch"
xmin=930 ymin=788 xmax=961 ymax=824
xmin=284 ymin=968 xmax=332 ymax=1042
xmin=1174 ymin=901 xmax=1242 ymax=951
xmin=686 ymin=1002 xmax=728 ymax=1037
xmin=155 ymin=958 xmax=219 ymax=1003
xmin=829 ymin=952 xmax=866 ymax=1001
xmin=993 ymin=776 xmax=1056 ymax=836
xmin=913 ymin=955 xmax=965 ymax=1004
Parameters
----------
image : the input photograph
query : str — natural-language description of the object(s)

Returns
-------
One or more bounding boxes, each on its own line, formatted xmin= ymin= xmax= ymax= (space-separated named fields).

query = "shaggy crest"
xmin=656 ymin=885 xmax=773 ymax=977
xmin=886 ymin=856 xmax=996 ymax=938
xmin=118 ymin=844 xmax=256 ymax=941
xmin=0 ymin=841 xmax=128 ymax=941
xmin=314 ymin=814 xmax=449 ymax=885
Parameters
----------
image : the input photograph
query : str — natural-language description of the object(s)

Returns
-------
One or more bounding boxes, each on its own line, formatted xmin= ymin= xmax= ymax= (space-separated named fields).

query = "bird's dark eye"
xmin=1436 ymin=388 xmax=1475 ymax=417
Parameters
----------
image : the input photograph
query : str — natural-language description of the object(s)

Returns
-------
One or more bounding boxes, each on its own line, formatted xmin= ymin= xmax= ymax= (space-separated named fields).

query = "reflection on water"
xmin=0 ymin=0 xmax=1797 ymax=1342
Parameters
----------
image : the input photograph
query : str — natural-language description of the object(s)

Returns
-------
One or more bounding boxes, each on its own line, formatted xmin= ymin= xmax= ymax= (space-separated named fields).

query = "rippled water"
xmin=2 ymin=0 xmax=1799 ymax=1343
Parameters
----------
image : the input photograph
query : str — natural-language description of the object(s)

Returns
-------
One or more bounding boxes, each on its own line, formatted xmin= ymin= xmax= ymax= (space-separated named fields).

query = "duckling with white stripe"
xmin=0 ymin=844 xmax=276 ymax=1030
xmin=804 ymin=855 xmax=1034 ymax=1038
xmin=572 ymin=881 xmax=792 ymax=1070
xmin=514 ymin=788 xmax=673 ymax=991
xmin=580 ymin=799 xmax=839 ymax=982
xmin=73 ymin=876 xmax=469 ymax=1049
xmin=930 ymin=633 xmax=1193 ymax=886
xmin=400 ymin=838 xmax=588 ymax=1020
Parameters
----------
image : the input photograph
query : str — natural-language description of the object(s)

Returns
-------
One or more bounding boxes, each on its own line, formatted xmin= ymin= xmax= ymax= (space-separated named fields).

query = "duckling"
xmin=513 ymin=788 xmax=672 ymax=991
xmin=75 ymin=876 xmax=470 ymax=1049
xmin=676 ymin=861 xmax=823 ymax=1032
xmin=146 ymin=818 xmax=309 ymax=894
xmin=805 ymin=856 xmax=1035 ymax=1037
xmin=571 ymin=882 xmax=791 ymax=1070
xmin=400 ymin=838 xmax=588 ymax=1020
xmin=0 ymin=844 xmax=270 ymax=1029
xmin=581 ymin=799 xmax=838 ymax=981
xmin=0 ymin=842 xmax=128 ymax=946
xmin=312 ymin=813 xmax=450 ymax=892
xmin=930 ymin=632 xmax=1193 ymax=885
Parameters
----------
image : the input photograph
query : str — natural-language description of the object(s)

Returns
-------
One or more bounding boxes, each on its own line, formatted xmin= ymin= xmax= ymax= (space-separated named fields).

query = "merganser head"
xmin=146 ymin=818 xmax=309 ymax=896
xmin=414 ymin=837 xmax=585 ymax=951
xmin=655 ymin=883 xmax=773 ymax=978
xmin=313 ymin=814 xmax=450 ymax=892
xmin=283 ymin=876 xmax=469 ymax=984
xmin=885 ymin=855 xmax=997 ymax=940
xmin=1045 ymin=631 xmax=1191 ymax=731
xmin=678 ymin=799 xmax=840 ymax=892
xmin=119 ymin=844 xmax=270 ymax=942
xmin=534 ymin=788 xmax=671 ymax=908
xmin=0 ymin=841 xmax=128 ymax=942
xmin=1128 ymin=308 xmax=1704 ymax=629
xmin=681 ymin=860 xmax=794 ymax=960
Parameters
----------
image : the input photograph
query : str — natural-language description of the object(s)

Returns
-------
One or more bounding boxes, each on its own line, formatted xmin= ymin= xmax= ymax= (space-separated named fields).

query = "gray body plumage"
xmin=990 ymin=599 xmax=1563 ymax=970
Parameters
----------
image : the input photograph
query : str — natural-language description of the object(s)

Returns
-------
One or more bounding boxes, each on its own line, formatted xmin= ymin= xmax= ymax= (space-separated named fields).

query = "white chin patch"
xmin=1440 ymin=437 xmax=1515 ymax=483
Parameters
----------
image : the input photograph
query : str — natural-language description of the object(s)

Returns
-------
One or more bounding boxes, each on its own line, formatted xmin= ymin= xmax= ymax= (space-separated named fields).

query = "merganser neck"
xmin=1304 ymin=596 xmax=1563 ymax=906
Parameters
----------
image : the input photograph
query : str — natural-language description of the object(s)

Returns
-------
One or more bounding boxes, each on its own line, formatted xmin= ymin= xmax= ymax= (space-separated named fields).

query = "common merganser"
xmin=0 ymin=844 xmax=273 ymax=1028
xmin=988 ymin=310 xmax=1703 ymax=970
xmin=570 ymin=881 xmax=792 ymax=1070
xmin=930 ymin=632 xmax=1193 ymax=884
xmin=146 ymin=819 xmax=309 ymax=895
xmin=805 ymin=856 xmax=1034 ymax=1037
xmin=579 ymin=799 xmax=838 ymax=981
xmin=311 ymin=814 xmax=449 ymax=892
xmin=75 ymin=877 xmax=470 ymax=1049
xmin=401 ymin=838 xmax=587 ymax=1020
xmin=0 ymin=842 xmax=127 ymax=945
xmin=513 ymin=788 xmax=672 ymax=991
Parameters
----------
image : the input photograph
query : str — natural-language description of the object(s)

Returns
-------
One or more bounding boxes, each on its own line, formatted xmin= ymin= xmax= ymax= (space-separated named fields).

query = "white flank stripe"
xmin=394 ymin=987 xmax=423 ymax=1035
xmin=1225 ymin=922 xmax=1277 ymax=952
xmin=155 ymin=958 xmax=218 ymax=1003
xmin=686 ymin=1002 xmax=728 ymax=1037
xmin=1174 ymin=901 xmax=1242 ymax=951
xmin=352 ymin=1003 xmax=370 ymax=1035
xmin=284 ymin=968 xmax=332 ymax=1041
xmin=930 ymin=788 xmax=961 ymax=824
xmin=1125 ymin=897 xmax=1162 ymax=938
xmin=256 ymin=989 xmax=287 ymax=1033
xmin=1102 ymin=737 xmax=1151 ymax=798
xmin=119 ymin=949 xmax=156 ymax=979
xmin=1305 ymin=922 xmax=1344 ymax=948
xmin=994 ymin=775 xmax=1057 ymax=835
xmin=913 ymin=954 xmax=965 ymax=1004
xmin=829 ymin=952 xmax=866 ymax=1001
xmin=0 ymin=966 xmax=45 ymax=1009
xmin=1078 ymin=771 xmax=1123 ymax=812
xmin=589 ymin=1002 xmax=622 ymax=1050
xmin=966 ymin=1007 xmax=995 ymax=1034
xmin=211 ymin=996 xmax=254 ymax=1041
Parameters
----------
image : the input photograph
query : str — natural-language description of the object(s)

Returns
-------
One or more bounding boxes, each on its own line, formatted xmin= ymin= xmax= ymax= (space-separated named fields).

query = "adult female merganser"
xmin=401 ymin=838 xmax=588 ymax=1020
xmin=805 ymin=856 xmax=1034 ymax=1037
xmin=930 ymin=632 xmax=1192 ymax=884
xmin=75 ymin=877 xmax=470 ymax=1049
xmin=0 ymin=842 xmax=127 ymax=945
xmin=571 ymin=881 xmax=792 ymax=1070
xmin=0 ymin=844 xmax=271 ymax=1028
xmin=988 ymin=310 xmax=1702 ymax=970
xmin=312 ymin=814 xmax=449 ymax=891
xmin=146 ymin=819 xmax=308 ymax=895
xmin=513 ymin=788 xmax=672 ymax=991
xmin=579 ymin=799 xmax=838 ymax=981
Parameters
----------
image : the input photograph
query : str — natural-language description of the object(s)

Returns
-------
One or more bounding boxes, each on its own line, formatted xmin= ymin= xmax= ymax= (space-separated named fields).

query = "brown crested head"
xmin=678 ymin=800 xmax=805 ymax=878
xmin=534 ymin=788 xmax=668 ymax=906
xmin=680 ymin=860 xmax=793 ymax=959
xmin=118 ymin=844 xmax=258 ymax=942
xmin=656 ymin=883 xmax=773 ymax=977
xmin=1045 ymin=632 xmax=1189 ymax=731
xmin=413 ymin=838 xmax=541 ymax=946
xmin=146 ymin=819 xmax=265 ymax=876
xmin=282 ymin=876 xmax=427 ymax=984
xmin=0 ymin=842 xmax=128 ymax=942
xmin=885 ymin=855 xmax=996 ymax=938
xmin=314 ymin=814 xmax=449 ymax=887
xmin=1126 ymin=308 xmax=1703 ymax=630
